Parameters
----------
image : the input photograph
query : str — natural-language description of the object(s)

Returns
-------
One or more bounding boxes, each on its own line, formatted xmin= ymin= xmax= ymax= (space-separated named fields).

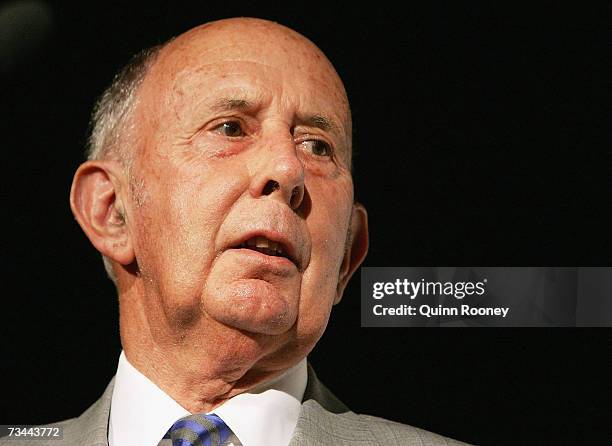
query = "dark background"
xmin=2 ymin=1 xmax=611 ymax=444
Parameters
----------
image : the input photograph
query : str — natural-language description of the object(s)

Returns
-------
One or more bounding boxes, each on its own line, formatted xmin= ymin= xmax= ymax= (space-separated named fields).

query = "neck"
xmin=118 ymin=281 xmax=292 ymax=413
xmin=123 ymin=346 xmax=287 ymax=412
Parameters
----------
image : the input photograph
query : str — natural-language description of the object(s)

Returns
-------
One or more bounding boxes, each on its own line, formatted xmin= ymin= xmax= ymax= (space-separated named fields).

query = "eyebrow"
xmin=303 ymin=114 xmax=337 ymax=133
xmin=208 ymin=96 xmax=342 ymax=135
xmin=209 ymin=97 xmax=254 ymax=113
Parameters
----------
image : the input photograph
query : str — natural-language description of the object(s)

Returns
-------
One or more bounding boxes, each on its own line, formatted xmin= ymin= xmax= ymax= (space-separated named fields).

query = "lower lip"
xmin=229 ymin=248 xmax=297 ymax=270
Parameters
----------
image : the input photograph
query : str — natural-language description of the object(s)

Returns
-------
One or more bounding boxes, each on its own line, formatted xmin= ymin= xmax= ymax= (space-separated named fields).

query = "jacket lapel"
xmin=289 ymin=363 xmax=360 ymax=446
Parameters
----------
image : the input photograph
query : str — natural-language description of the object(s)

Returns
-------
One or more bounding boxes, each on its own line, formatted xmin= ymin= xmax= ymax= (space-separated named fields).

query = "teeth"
xmin=255 ymin=236 xmax=270 ymax=249
xmin=245 ymin=237 xmax=284 ymax=255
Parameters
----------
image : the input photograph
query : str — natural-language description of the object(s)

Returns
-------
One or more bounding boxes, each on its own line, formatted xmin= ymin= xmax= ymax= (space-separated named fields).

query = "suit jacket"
xmin=1 ymin=364 xmax=470 ymax=446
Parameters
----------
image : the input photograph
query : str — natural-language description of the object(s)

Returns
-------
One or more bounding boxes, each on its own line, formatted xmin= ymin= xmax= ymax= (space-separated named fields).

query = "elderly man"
xmin=1 ymin=18 xmax=468 ymax=446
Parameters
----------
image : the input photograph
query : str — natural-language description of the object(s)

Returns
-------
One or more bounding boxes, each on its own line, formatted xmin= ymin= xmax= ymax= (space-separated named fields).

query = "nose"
xmin=249 ymin=137 xmax=305 ymax=210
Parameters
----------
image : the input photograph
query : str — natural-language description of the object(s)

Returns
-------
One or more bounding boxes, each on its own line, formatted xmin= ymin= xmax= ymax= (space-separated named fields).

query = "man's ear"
xmin=335 ymin=202 xmax=369 ymax=304
xmin=69 ymin=160 xmax=135 ymax=266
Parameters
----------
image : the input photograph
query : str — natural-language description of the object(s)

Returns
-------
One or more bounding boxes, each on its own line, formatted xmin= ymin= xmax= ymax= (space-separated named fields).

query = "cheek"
xmin=297 ymin=175 xmax=354 ymax=328
xmin=307 ymin=174 xmax=354 ymax=269
xmin=130 ymin=156 xmax=249 ymax=307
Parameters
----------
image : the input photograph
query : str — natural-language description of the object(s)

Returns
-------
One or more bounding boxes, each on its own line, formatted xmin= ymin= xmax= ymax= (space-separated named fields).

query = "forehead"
xmin=139 ymin=22 xmax=351 ymax=139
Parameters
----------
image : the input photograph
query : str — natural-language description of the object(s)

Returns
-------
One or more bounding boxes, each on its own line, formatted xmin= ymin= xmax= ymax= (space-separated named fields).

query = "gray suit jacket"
xmin=1 ymin=364 xmax=470 ymax=445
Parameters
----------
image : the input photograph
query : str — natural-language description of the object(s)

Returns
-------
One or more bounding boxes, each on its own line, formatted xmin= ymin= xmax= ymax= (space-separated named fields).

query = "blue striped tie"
xmin=162 ymin=413 xmax=232 ymax=446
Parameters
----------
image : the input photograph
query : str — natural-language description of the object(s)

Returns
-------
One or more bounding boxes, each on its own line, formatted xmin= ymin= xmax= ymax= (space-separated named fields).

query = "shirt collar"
xmin=109 ymin=351 xmax=307 ymax=446
xmin=213 ymin=358 xmax=307 ymax=446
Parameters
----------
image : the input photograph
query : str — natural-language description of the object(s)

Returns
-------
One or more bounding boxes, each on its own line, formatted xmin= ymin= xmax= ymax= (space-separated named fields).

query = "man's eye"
xmin=214 ymin=121 xmax=244 ymax=137
xmin=302 ymin=140 xmax=332 ymax=157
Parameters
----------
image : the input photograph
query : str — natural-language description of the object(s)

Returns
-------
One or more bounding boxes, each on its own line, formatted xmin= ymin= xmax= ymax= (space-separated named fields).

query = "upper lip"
xmin=229 ymin=230 xmax=300 ymax=268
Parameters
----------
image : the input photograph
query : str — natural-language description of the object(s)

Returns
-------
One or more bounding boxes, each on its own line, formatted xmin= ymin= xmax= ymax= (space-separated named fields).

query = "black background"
xmin=2 ymin=2 xmax=611 ymax=444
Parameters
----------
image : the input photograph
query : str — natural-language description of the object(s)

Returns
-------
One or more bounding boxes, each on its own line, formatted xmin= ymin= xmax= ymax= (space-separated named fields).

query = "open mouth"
xmin=237 ymin=236 xmax=295 ymax=264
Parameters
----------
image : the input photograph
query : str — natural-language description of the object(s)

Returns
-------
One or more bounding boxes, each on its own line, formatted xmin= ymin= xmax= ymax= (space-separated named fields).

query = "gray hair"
xmin=87 ymin=45 xmax=162 ymax=162
xmin=86 ymin=44 xmax=163 ymax=283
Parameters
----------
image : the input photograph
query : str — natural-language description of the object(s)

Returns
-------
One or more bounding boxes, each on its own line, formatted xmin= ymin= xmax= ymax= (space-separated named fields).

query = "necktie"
xmin=160 ymin=413 xmax=232 ymax=446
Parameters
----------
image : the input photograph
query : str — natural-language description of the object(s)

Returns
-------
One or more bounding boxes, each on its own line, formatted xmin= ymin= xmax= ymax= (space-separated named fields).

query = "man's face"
xmin=124 ymin=22 xmax=357 ymax=369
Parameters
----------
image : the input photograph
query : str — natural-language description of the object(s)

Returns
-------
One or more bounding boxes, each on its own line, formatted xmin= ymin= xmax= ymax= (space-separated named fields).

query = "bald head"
xmin=134 ymin=18 xmax=351 ymax=164
xmin=154 ymin=18 xmax=348 ymax=114
xmin=89 ymin=18 xmax=352 ymax=167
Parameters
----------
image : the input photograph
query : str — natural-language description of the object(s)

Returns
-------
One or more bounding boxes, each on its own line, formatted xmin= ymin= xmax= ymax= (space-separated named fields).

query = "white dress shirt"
xmin=108 ymin=351 xmax=307 ymax=446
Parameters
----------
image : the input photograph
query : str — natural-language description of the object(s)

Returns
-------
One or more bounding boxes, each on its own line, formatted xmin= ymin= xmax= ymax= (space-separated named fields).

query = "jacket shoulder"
xmin=347 ymin=412 xmax=472 ymax=446
xmin=293 ymin=398 xmax=471 ymax=446
xmin=295 ymin=363 xmax=472 ymax=445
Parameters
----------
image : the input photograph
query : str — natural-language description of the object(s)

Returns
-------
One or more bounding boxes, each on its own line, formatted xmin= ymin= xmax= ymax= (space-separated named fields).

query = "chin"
xmin=202 ymin=277 xmax=301 ymax=336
